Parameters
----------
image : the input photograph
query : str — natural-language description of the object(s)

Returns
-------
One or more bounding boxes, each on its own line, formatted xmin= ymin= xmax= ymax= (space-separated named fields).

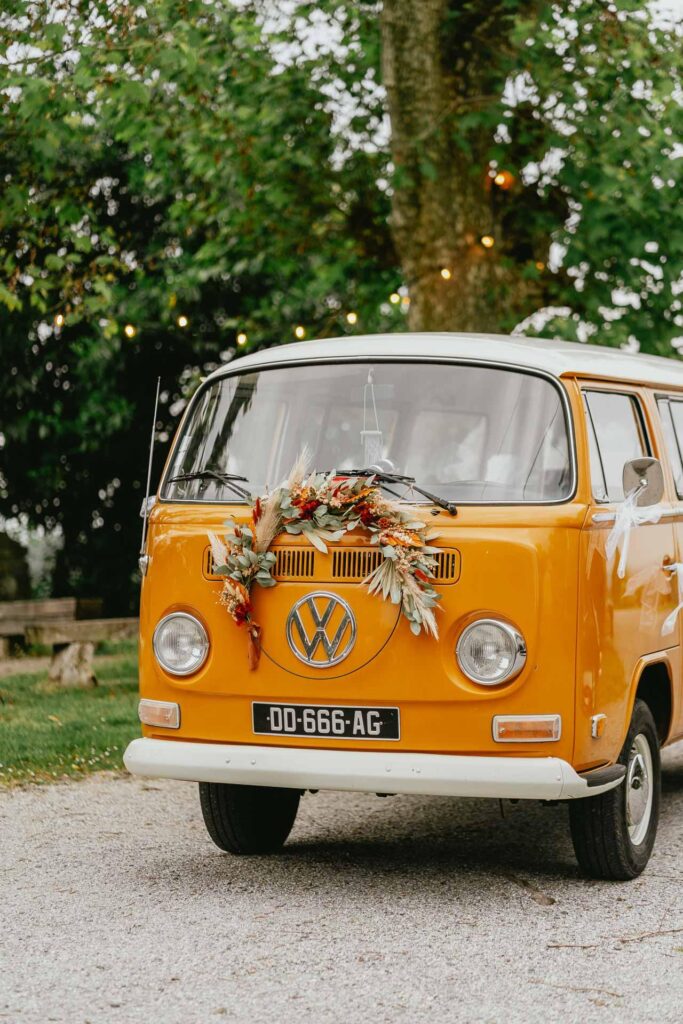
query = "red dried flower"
xmin=233 ymin=602 xmax=250 ymax=625
xmin=298 ymin=499 xmax=320 ymax=520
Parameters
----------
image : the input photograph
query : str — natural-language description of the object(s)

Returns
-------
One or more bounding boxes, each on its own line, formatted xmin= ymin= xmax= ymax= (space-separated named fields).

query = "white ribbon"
xmin=605 ymin=487 xmax=662 ymax=580
xmin=662 ymin=564 xmax=683 ymax=636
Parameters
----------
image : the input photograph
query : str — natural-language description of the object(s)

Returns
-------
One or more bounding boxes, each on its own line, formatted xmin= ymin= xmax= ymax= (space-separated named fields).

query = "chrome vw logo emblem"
xmin=286 ymin=592 xmax=356 ymax=667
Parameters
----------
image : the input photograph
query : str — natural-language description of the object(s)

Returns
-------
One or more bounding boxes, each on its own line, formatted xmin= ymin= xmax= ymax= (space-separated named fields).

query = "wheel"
xmin=569 ymin=699 xmax=660 ymax=880
xmin=199 ymin=782 xmax=300 ymax=855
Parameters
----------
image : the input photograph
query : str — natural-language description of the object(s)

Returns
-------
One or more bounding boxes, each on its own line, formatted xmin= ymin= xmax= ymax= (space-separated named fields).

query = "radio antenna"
xmin=139 ymin=376 xmax=161 ymax=569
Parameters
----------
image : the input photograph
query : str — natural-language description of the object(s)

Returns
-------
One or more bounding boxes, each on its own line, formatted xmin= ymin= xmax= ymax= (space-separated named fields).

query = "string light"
xmin=153 ymin=172 xmax=513 ymax=343
xmin=124 ymin=323 xmax=137 ymax=338
xmin=493 ymin=170 xmax=515 ymax=190
xmin=535 ymin=261 xmax=545 ymax=271
xmin=54 ymin=313 xmax=65 ymax=328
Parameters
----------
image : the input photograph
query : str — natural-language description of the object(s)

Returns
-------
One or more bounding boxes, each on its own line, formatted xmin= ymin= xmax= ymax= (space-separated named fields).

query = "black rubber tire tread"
xmin=569 ymin=699 xmax=660 ymax=881
xmin=199 ymin=782 xmax=300 ymax=855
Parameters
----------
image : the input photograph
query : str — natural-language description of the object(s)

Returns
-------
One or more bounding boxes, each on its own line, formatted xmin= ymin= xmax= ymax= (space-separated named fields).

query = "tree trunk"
xmin=381 ymin=0 xmax=538 ymax=333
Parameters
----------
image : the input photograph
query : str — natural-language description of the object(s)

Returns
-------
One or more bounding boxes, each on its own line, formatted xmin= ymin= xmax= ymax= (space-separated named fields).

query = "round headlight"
xmin=456 ymin=619 xmax=526 ymax=686
xmin=153 ymin=613 xmax=209 ymax=676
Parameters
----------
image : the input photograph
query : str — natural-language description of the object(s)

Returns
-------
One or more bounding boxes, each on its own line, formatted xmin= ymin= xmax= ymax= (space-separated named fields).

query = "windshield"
xmin=161 ymin=361 xmax=573 ymax=503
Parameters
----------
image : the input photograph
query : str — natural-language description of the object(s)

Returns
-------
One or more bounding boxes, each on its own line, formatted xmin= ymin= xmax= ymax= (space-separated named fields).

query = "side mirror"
xmin=622 ymin=458 xmax=664 ymax=507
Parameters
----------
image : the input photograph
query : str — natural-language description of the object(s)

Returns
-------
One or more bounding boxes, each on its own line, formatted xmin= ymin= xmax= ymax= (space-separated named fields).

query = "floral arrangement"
xmin=208 ymin=453 xmax=441 ymax=668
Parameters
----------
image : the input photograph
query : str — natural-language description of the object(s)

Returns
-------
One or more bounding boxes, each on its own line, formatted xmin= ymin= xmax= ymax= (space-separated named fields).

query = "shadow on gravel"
xmin=159 ymin=794 xmax=582 ymax=884
xmin=284 ymin=796 xmax=579 ymax=880
xmin=277 ymin=754 xmax=683 ymax=880
xmin=661 ymin=763 xmax=683 ymax=793
xmin=132 ymin=751 xmax=683 ymax=890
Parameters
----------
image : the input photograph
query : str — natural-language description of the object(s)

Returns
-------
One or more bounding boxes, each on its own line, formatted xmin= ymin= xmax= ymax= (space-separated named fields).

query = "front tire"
xmin=569 ymin=699 xmax=660 ymax=880
xmin=199 ymin=782 xmax=300 ymax=855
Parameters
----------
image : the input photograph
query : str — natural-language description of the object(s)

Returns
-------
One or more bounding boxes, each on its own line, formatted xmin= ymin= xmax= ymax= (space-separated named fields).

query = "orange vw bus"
xmin=124 ymin=333 xmax=683 ymax=879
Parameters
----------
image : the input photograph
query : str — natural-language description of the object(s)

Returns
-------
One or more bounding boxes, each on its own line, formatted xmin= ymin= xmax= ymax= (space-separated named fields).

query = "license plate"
xmin=252 ymin=702 xmax=400 ymax=741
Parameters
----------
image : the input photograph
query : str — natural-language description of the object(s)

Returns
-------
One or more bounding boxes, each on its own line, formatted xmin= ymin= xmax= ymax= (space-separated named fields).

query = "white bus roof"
xmin=210 ymin=332 xmax=683 ymax=390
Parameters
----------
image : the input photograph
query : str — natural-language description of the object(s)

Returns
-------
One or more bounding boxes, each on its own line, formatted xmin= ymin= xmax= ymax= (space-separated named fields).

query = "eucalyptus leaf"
xmin=307 ymin=531 xmax=329 ymax=553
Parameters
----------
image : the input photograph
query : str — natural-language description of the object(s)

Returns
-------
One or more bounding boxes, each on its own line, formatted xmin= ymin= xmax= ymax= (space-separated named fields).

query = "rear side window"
xmin=656 ymin=397 xmax=683 ymax=496
xmin=584 ymin=391 xmax=649 ymax=502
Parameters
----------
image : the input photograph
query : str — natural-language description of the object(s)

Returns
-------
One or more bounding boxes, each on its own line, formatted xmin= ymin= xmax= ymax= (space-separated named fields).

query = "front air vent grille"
xmin=435 ymin=550 xmax=460 ymax=582
xmin=273 ymin=548 xmax=316 ymax=581
xmin=203 ymin=546 xmax=316 ymax=582
xmin=204 ymin=545 xmax=460 ymax=584
xmin=204 ymin=548 xmax=223 ymax=580
xmin=332 ymin=549 xmax=383 ymax=581
xmin=331 ymin=548 xmax=460 ymax=584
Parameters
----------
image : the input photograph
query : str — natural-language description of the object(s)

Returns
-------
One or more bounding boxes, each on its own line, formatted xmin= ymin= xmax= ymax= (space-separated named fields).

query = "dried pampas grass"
xmin=208 ymin=531 xmax=228 ymax=568
xmin=286 ymin=446 xmax=312 ymax=490
xmin=253 ymin=492 xmax=281 ymax=553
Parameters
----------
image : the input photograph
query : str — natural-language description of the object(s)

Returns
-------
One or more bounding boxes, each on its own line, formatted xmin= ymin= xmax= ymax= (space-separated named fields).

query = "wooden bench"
xmin=25 ymin=617 xmax=138 ymax=646
xmin=24 ymin=617 xmax=138 ymax=687
xmin=0 ymin=597 xmax=136 ymax=686
xmin=0 ymin=597 xmax=103 ymax=652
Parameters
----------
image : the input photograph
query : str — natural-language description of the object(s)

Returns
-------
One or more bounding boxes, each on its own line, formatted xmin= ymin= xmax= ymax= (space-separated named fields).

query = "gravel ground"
xmin=2 ymin=744 xmax=683 ymax=1024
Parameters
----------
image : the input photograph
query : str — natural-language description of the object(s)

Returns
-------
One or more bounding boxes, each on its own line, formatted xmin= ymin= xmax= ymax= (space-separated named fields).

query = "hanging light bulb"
xmin=124 ymin=323 xmax=137 ymax=338
xmin=389 ymin=292 xmax=401 ymax=304
xmin=294 ymin=325 xmax=305 ymax=339
xmin=237 ymin=332 xmax=248 ymax=346
xmin=440 ymin=268 xmax=452 ymax=280
xmin=493 ymin=170 xmax=515 ymax=190
xmin=480 ymin=235 xmax=495 ymax=249
xmin=346 ymin=311 xmax=358 ymax=325
xmin=177 ymin=314 xmax=189 ymax=328
xmin=54 ymin=313 xmax=65 ymax=328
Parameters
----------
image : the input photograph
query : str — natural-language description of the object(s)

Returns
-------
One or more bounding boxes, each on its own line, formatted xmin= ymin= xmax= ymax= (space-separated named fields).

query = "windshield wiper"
xmin=330 ymin=469 xmax=457 ymax=516
xmin=167 ymin=469 xmax=252 ymax=501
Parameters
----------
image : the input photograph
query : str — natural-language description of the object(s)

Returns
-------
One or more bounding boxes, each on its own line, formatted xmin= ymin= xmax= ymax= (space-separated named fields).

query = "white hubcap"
xmin=626 ymin=733 xmax=653 ymax=846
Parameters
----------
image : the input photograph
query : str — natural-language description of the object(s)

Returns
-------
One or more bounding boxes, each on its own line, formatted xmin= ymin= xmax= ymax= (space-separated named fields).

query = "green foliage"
xmin=1 ymin=0 xmax=682 ymax=612
xmin=509 ymin=1 xmax=683 ymax=349
xmin=0 ymin=1 xmax=397 ymax=610
xmin=0 ymin=643 xmax=139 ymax=784
xmin=0 ymin=0 xmax=396 ymax=339
xmin=288 ymin=1 xmax=682 ymax=348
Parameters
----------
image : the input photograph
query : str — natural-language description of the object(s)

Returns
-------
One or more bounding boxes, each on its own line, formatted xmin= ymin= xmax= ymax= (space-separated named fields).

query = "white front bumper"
xmin=124 ymin=738 xmax=623 ymax=801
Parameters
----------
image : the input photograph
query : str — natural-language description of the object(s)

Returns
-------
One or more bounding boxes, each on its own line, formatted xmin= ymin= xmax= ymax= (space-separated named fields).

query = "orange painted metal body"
xmin=138 ymin=374 xmax=683 ymax=769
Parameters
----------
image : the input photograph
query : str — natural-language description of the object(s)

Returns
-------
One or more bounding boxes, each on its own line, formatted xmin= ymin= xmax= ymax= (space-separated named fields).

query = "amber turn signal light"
xmin=492 ymin=714 xmax=561 ymax=742
xmin=138 ymin=699 xmax=181 ymax=729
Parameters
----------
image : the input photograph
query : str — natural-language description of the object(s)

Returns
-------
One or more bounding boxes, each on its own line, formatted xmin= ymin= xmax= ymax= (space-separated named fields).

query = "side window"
xmin=657 ymin=398 xmax=683 ymax=497
xmin=584 ymin=404 xmax=608 ymax=502
xmin=584 ymin=391 xmax=649 ymax=502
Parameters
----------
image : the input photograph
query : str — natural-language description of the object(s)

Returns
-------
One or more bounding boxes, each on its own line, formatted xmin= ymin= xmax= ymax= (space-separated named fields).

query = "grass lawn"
xmin=0 ymin=641 xmax=140 ymax=785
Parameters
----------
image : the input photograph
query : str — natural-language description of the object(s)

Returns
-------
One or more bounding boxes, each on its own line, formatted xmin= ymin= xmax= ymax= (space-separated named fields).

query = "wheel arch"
xmin=630 ymin=658 xmax=674 ymax=747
